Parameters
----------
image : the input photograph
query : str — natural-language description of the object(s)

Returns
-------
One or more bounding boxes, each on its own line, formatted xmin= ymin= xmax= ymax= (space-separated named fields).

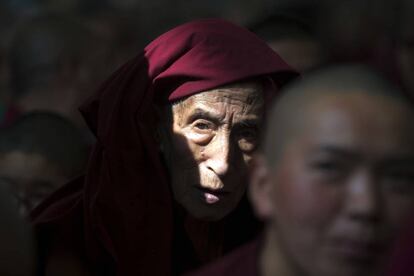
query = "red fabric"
xmin=31 ymin=19 xmax=297 ymax=276
xmin=187 ymin=239 xmax=261 ymax=276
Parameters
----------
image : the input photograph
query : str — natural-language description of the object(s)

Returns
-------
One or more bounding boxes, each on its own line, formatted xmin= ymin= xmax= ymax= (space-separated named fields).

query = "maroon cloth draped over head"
xmin=31 ymin=19 xmax=297 ymax=275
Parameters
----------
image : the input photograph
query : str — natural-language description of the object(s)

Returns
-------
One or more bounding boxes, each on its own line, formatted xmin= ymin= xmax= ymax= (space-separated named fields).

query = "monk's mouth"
xmin=195 ymin=187 xmax=230 ymax=204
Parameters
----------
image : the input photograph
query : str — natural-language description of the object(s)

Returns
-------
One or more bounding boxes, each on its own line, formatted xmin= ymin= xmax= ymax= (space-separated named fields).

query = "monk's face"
xmin=253 ymin=92 xmax=414 ymax=276
xmin=0 ymin=151 xmax=67 ymax=215
xmin=161 ymin=82 xmax=264 ymax=221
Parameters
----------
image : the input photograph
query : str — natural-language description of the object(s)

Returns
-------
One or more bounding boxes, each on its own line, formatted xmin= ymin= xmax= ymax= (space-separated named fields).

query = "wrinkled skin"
xmin=251 ymin=93 xmax=414 ymax=276
xmin=159 ymin=81 xmax=264 ymax=221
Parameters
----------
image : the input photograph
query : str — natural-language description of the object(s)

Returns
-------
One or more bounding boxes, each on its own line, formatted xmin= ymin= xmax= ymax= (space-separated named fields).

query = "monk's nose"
xmin=205 ymin=133 xmax=232 ymax=177
xmin=344 ymin=171 xmax=381 ymax=222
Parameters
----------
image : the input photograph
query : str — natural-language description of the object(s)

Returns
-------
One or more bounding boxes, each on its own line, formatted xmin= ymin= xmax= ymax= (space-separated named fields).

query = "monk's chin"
xmin=180 ymin=200 xmax=235 ymax=222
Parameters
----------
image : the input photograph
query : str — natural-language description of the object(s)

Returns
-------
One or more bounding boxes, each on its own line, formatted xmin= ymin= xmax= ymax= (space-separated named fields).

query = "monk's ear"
xmin=248 ymin=153 xmax=274 ymax=220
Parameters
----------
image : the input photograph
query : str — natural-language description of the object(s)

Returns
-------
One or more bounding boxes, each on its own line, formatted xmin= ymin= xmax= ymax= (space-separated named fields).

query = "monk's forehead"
xmin=269 ymin=87 xmax=414 ymax=140
xmin=294 ymin=89 xmax=414 ymax=132
xmin=189 ymin=81 xmax=263 ymax=104
xmin=304 ymin=88 xmax=408 ymax=111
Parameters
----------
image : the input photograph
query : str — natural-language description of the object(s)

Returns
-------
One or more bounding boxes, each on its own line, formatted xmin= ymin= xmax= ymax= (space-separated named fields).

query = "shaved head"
xmin=263 ymin=65 xmax=413 ymax=165
xmin=250 ymin=64 xmax=414 ymax=276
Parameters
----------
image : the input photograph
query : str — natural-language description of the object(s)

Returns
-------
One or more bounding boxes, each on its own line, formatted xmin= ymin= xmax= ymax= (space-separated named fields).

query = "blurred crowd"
xmin=0 ymin=0 xmax=414 ymax=275
xmin=1 ymin=0 xmax=413 ymax=129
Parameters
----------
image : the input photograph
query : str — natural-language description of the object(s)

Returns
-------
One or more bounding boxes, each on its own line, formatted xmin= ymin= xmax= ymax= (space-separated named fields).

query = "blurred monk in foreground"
xmin=190 ymin=65 xmax=414 ymax=276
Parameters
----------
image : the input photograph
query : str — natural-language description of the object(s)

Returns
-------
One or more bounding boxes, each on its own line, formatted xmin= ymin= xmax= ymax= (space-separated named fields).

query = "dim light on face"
xmin=253 ymin=93 xmax=414 ymax=276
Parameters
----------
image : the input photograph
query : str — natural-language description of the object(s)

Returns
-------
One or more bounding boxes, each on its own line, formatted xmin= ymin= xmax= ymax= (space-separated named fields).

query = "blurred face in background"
xmin=317 ymin=0 xmax=394 ymax=61
xmin=268 ymin=36 xmax=322 ymax=72
xmin=251 ymin=92 xmax=414 ymax=276
xmin=159 ymin=81 xmax=264 ymax=221
xmin=0 ymin=150 xmax=67 ymax=215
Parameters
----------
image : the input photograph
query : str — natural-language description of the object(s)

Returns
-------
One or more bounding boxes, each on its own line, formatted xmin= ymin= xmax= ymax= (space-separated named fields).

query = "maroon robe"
xmin=187 ymin=239 xmax=261 ymax=276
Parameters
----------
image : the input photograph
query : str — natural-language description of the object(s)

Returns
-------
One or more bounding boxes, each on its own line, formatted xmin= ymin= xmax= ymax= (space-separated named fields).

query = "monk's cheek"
xmin=272 ymin=166 xmax=342 ymax=229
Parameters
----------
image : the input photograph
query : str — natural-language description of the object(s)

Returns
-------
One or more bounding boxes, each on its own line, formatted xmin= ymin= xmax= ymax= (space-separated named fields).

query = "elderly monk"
xmin=30 ymin=19 xmax=297 ymax=276
xmin=189 ymin=65 xmax=414 ymax=276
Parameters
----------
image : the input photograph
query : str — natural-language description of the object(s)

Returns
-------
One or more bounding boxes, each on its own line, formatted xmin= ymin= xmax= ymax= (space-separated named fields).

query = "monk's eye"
xmin=195 ymin=122 xmax=210 ymax=130
xmin=312 ymin=160 xmax=342 ymax=171
xmin=308 ymin=157 xmax=350 ymax=181
xmin=192 ymin=120 xmax=215 ymax=132
xmin=237 ymin=128 xmax=258 ymax=153
xmin=189 ymin=120 xmax=216 ymax=144
xmin=382 ymin=168 xmax=414 ymax=194
xmin=238 ymin=139 xmax=257 ymax=153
